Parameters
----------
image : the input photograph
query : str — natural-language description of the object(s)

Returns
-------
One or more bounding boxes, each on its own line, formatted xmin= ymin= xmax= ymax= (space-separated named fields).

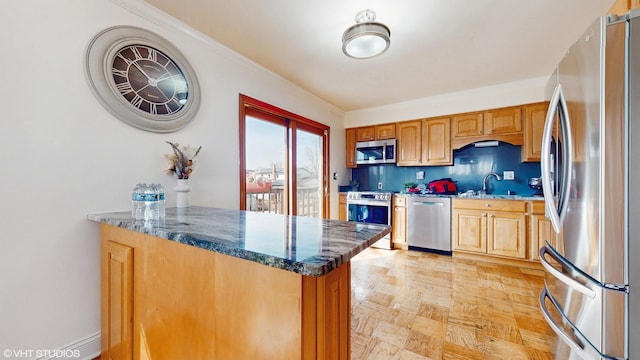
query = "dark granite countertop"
xmin=88 ymin=206 xmax=390 ymax=277
xmin=394 ymin=193 xmax=544 ymax=201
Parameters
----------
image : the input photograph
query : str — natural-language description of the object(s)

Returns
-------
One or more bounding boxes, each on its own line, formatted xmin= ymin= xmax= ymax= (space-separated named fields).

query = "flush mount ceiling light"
xmin=342 ymin=9 xmax=390 ymax=59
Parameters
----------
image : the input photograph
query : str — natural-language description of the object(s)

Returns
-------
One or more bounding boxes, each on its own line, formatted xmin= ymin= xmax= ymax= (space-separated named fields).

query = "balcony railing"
xmin=246 ymin=186 xmax=321 ymax=217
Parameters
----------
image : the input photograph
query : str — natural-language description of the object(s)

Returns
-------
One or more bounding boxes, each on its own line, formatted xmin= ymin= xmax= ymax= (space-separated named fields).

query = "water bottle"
xmin=143 ymin=183 xmax=159 ymax=220
xmin=155 ymin=183 xmax=165 ymax=219
xmin=131 ymin=183 xmax=145 ymax=220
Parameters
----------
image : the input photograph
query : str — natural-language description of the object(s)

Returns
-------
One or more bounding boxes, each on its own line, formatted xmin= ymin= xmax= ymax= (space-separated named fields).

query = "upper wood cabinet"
xmin=355 ymin=124 xmax=396 ymax=142
xmin=452 ymin=112 xmax=484 ymax=138
xmin=397 ymin=117 xmax=452 ymax=166
xmin=421 ymin=117 xmax=452 ymax=165
xmin=396 ymin=120 xmax=422 ymax=166
xmin=522 ymin=102 xmax=549 ymax=162
xmin=484 ymin=106 xmax=522 ymax=135
xmin=451 ymin=106 xmax=524 ymax=149
xmin=609 ymin=0 xmax=640 ymax=14
xmin=345 ymin=128 xmax=357 ymax=168
xmin=355 ymin=126 xmax=375 ymax=141
xmin=375 ymin=124 xmax=396 ymax=140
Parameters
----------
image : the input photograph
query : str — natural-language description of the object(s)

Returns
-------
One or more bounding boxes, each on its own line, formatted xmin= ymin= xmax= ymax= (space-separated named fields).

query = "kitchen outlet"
xmin=503 ymin=171 xmax=515 ymax=180
xmin=378 ymin=182 xmax=383 ymax=190
xmin=416 ymin=171 xmax=425 ymax=180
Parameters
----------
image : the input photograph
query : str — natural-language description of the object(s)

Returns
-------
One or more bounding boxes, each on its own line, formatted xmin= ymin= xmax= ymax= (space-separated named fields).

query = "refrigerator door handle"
xmin=541 ymin=84 xmax=573 ymax=233
xmin=538 ymin=288 xmax=615 ymax=360
xmin=540 ymin=244 xmax=596 ymax=298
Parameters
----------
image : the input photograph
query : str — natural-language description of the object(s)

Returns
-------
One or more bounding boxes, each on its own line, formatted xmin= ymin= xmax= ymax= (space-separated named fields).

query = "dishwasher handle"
xmin=412 ymin=201 xmax=445 ymax=207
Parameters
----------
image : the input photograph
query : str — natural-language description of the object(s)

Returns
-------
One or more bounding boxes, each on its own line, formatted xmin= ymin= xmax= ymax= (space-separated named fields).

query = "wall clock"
xmin=85 ymin=26 xmax=200 ymax=133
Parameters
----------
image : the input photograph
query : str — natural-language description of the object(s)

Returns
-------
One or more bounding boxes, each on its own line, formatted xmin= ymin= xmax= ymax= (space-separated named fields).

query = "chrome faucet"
xmin=482 ymin=172 xmax=501 ymax=194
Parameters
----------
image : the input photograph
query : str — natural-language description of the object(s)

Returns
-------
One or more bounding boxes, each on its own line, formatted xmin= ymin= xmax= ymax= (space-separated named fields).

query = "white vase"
xmin=174 ymin=179 xmax=191 ymax=208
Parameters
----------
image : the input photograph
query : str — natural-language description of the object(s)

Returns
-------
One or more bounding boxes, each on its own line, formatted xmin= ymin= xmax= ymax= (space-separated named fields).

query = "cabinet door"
xmin=392 ymin=197 xmax=407 ymax=246
xmin=355 ymin=126 xmax=375 ymax=141
xmin=484 ymin=106 xmax=522 ymax=135
xmin=421 ymin=117 xmax=451 ymax=165
xmin=338 ymin=194 xmax=347 ymax=221
xmin=522 ymin=102 xmax=549 ymax=162
xmin=452 ymin=113 xmax=483 ymax=138
xmin=396 ymin=120 xmax=422 ymax=166
xmin=375 ymin=124 xmax=396 ymax=140
xmin=102 ymin=240 xmax=133 ymax=360
xmin=487 ymin=211 xmax=526 ymax=259
xmin=345 ymin=128 xmax=357 ymax=168
xmin=452 ymin=209 xmax=486 ymax=253
xmin=529 ymin=214 xmax=563 ymax=261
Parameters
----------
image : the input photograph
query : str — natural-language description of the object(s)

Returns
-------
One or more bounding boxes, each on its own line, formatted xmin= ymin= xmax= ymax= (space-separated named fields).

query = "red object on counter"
xmin=428 ymin=178 xmax=457 ymax=194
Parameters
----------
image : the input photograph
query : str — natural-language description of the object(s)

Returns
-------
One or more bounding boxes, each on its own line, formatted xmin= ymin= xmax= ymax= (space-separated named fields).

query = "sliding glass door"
xmin=240 ymin=95 xmax=329 ymax=218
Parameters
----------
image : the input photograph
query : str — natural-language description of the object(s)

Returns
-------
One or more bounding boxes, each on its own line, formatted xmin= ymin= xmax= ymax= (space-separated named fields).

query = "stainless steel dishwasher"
xmin=407 ymin=196 xmax=451 ymax=254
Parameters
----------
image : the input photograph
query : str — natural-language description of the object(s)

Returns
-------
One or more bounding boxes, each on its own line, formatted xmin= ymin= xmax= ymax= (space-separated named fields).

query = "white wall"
xmin=0 ymin=0 xmax=345 ymax=356
xmin=344 ymin=77 xmax=548 ymax=127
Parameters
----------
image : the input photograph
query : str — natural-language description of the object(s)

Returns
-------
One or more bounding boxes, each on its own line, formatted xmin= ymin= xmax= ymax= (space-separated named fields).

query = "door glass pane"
xmin=296 ymin=129 xmax=323 ymax=217
xmin=245 ymin=116 xmax=287 ymax=214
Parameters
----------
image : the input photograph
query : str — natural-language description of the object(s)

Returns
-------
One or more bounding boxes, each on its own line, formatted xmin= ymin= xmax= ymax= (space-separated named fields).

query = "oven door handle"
xmin=347 ymin=200 xmax=390 ymax=206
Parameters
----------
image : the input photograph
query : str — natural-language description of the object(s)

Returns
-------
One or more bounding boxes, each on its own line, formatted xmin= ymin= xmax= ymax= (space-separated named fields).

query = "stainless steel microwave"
xmin=355 ymin=139 xmax=396 ymax=165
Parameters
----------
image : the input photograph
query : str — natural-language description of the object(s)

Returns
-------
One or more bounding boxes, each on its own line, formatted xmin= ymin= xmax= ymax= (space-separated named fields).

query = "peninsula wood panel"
xmin=101 ymin=240 xmax=133 ymax=360
xmin=100 ymin=224 xmax=350 ymax=360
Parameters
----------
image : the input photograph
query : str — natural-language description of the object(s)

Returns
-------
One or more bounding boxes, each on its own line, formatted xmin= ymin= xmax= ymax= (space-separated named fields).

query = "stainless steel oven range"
xmin=346 ymin=191 xmax=392 ymax=249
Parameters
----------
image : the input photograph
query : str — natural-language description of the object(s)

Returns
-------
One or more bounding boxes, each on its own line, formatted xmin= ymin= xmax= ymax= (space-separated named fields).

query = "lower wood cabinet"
xmin=529 ymin=200 xmax=563 ymax=261
xmin=391 ymin=196 xmax=407 ymax=248
xmin=338 ymin=193 xmax=347 ymax=221
xmin=452 ymin=199 xmax=527 ymax=260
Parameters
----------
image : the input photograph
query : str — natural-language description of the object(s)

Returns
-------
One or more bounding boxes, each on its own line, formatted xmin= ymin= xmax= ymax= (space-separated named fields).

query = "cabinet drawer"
xmin=531 ymin=200 xmax=546 ymax=215
xmin=393 ymin=196 xmax=407 ymax=206
xmin=453 ymin=199 xmax=526 ymax=212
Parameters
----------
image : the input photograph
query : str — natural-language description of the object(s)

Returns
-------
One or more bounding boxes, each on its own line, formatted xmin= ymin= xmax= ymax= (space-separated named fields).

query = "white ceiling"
xmin=145 ymin=0 xmax=615 ymax=112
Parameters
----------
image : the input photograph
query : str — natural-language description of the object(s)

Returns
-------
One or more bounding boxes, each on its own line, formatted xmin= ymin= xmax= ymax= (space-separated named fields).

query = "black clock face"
xmin=111 ymin=45 xmax=188 ymax=116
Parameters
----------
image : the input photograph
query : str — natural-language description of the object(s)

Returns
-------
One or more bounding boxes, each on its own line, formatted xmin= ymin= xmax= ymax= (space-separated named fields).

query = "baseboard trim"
xmin=36 ymin=332 xmax=100 ymax=360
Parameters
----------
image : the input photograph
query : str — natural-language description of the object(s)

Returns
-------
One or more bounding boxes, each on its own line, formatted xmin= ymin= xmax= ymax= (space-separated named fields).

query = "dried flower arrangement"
xmin=165 ymin=141 xmax=202 ymax=179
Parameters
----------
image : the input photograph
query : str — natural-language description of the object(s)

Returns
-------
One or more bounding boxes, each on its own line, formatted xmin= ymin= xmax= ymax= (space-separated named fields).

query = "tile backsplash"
xmin=350 ymin=142 xmax=542 ymax=196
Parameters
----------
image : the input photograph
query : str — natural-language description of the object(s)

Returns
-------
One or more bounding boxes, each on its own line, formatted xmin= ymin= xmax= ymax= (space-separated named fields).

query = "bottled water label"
xmin=132 ymin=182 xmax=164 ymax=221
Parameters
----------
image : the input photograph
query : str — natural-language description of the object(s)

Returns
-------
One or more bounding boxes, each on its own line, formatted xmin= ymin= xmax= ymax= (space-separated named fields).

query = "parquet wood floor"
xmin=351 ymin=248 xmax=557 ymax=360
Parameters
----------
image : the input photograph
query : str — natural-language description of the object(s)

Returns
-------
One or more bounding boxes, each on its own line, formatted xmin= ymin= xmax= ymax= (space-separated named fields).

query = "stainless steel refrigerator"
xmin=539 ymin=11 xmax=639 ymax=360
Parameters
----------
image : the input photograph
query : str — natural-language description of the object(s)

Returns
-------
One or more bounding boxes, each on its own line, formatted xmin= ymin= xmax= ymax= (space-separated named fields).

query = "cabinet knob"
xmin=485 ymin=204 xmax=491 ymax=207
xmin=482 ymin=213 xmax=487 ymax=217
xmin=478 ymin=131 xmax=482 ymax=134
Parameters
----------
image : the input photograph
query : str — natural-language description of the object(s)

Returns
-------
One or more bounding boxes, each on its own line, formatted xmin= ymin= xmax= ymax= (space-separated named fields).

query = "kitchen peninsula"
xmin=88 ymin=206 xmax=390 ymax=360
